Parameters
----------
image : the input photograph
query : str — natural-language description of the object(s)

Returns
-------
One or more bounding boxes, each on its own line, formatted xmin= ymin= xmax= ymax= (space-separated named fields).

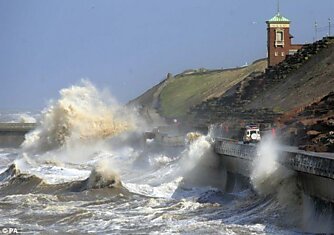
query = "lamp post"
xmin=315 ymin=21 xmax=318 ymax=41
xmin=329 ymin=18 xmax=331 ymax=36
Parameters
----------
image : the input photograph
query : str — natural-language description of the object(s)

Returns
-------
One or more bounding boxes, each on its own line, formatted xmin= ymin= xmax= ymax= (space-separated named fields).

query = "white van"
xmin=243 ymin=125 xmax=261 ymax=144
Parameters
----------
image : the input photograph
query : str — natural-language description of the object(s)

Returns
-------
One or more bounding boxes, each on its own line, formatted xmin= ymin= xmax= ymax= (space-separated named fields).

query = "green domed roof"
xmin=267 ymin=13 xmax=290 ymax=23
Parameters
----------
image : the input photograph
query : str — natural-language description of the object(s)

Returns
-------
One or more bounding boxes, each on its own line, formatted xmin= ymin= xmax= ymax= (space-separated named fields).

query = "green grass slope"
xmin=160 ymin=59 xmax=267 ymax=118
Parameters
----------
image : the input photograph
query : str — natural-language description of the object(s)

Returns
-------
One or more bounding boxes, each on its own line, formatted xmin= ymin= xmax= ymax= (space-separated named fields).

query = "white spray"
xmin=15 ymin=81 xmax=146 ymax=184
xmin=250 ymin=136 xmax=294 ymax=195
xmin=22 ymin=80 xmax=137 ymax=155
xmin=178 ymin=132 xmax=225 ymax=190
xmin=250 ymin=135 xmax=302 ymax=224
xmin=180 ymin=134 xmax=212 ymax=172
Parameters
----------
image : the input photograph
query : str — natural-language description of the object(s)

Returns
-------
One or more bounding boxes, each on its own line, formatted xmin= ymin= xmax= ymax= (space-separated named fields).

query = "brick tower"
xmin=266 ymin=11 xmax=303 ymax=67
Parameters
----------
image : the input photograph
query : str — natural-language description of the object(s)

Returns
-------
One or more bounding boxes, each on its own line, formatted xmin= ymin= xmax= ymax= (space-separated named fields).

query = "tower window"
xmin=275 ymin=52 xmax=278 ymax=56
xmin=276 ymin=31 xmax=283 ymax=41
xmin=275 ymin=29 xmax=284 ymax=47
xmin=281 ymin=52 xmax=285 ymax=56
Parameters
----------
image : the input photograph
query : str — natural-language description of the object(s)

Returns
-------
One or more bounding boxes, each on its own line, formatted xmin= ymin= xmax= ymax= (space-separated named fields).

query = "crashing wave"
xmin=76 ymin=160 xmax=122 ymax=191
xmin=185 ymin=132 xmax=203 ymax=145
xmin=22 ymin=80 xmax=136 ymax=154
xmin=0 ymin=160 xmax=124 ymax=195
xmin=0 ymin=163 xmax=21 ymax=181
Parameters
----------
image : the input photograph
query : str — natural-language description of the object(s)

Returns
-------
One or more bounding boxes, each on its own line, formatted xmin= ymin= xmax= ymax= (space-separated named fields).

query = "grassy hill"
xmin=130 ymin=37 xmax=334 ymax=152
xmin=130 ymin=59 xmax=267 ymax=120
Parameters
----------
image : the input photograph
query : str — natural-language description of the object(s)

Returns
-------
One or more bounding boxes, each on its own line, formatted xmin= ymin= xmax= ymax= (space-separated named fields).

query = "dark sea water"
xmin=0 ymin=138 xmax=305 ymax=235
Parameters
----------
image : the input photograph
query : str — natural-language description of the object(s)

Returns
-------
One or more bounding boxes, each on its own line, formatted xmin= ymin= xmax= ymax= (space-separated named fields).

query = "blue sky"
xmin=0 ymin=0 xmax=333 ymax=110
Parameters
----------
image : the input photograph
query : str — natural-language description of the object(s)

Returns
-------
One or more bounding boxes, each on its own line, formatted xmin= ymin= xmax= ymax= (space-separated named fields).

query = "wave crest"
xmin=22 ymin=81 xmax=135 ymax=153
xmin=85 ymin=159 xmax=121 ymax=189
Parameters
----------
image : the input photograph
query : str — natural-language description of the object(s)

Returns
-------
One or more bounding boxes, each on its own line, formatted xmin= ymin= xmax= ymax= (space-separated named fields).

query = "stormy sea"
xmin=0 ymin=81 xmax=332 ymax=234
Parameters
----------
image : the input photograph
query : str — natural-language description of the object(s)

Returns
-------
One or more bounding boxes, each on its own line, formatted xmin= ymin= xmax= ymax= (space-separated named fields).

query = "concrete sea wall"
xmin=0 ymin=123 xmax=36 ymax=148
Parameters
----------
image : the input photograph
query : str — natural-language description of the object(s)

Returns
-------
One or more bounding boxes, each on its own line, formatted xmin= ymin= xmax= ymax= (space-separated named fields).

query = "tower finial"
xmin=277 ymin=0 xmax=280 ymax=14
